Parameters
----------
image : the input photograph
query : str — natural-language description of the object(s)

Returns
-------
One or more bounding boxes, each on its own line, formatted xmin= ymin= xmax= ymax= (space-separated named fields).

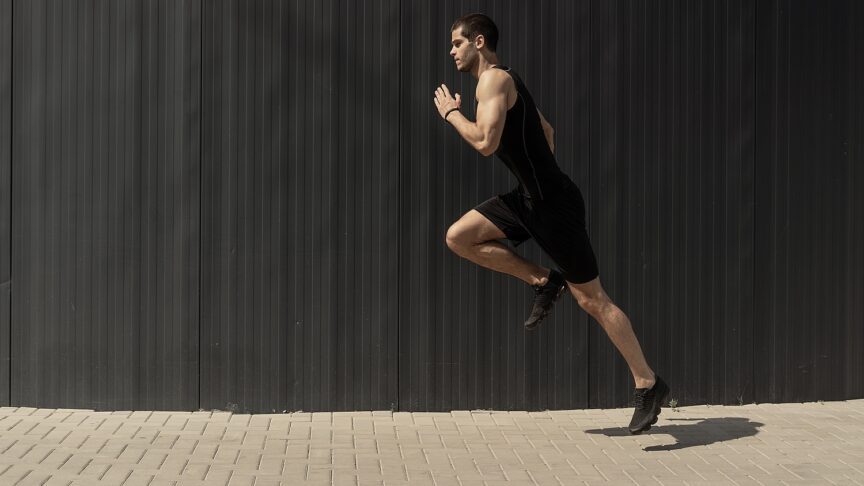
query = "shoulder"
xmin=476 ymin=68 xmax=514 ymax=100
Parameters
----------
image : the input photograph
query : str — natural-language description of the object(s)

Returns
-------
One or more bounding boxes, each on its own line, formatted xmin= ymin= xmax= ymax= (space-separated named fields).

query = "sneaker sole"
xmin=524 ymin=284 xmax=568 ymax=330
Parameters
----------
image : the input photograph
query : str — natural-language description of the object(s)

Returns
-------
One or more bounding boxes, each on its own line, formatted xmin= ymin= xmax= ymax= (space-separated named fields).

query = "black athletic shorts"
xmin=473 ymin=177 xmax=600 ymax=284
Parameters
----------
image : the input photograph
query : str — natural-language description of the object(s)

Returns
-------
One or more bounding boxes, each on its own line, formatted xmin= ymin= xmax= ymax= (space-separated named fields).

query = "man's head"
xmin=450 ymin=13 xmax=499 ymax=73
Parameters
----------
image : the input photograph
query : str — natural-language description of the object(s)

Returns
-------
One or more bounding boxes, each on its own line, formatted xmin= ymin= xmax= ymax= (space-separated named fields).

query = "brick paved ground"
xmin=1 ymin=400 xmax=863 ymax=485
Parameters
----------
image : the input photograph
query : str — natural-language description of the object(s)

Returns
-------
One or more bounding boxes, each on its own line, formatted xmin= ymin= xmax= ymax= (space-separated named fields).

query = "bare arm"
xmin=537 ymin=109 xmax=555 ymax=154
xmin=434 ymin=71 xmax=509 ymax=156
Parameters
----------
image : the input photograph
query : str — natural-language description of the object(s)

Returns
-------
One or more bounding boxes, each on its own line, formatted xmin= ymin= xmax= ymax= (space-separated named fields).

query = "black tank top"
xmin=490 ymin=65 xmax=568 ymax=200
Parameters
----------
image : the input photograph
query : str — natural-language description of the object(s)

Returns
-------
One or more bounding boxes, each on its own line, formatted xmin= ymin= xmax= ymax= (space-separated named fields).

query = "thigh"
xmin=448 ymin=209 xmax=509 ymax=244
xmin=471 ymin=195 xmax=533 ymax=245
xmin=518 ymin=189 xmax=598 ymax=284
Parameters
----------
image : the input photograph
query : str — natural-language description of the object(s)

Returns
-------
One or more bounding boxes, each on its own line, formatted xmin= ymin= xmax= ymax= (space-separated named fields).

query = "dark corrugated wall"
xmin=1 ymin=0 xmax=862 ymax=411
xmin=399 ymin=0 xmax=758 ymax=411
xmin=9 ymin=0 xmax=200 ymax=410
xmin=200 ymin=0 xmax=399 ymax=413
xmin=754 ymin=0 xmax=864 ymax=403
xmin=585 ymin=0 xmax=756 ymax=408
xmin=400 ymin=1 xmax=594 ymax=412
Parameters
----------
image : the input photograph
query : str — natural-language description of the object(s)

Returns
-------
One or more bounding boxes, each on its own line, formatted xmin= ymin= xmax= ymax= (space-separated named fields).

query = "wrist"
xmin=444 ymin=107 xmax=460 ymax=121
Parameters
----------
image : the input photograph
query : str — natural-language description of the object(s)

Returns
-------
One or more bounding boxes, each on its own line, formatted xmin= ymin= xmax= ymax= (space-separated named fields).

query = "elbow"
xmin=477 ymin=140 xmax=498 ymax=157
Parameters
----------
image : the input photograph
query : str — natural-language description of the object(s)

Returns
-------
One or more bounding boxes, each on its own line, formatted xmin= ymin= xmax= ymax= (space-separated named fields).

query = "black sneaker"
xmin=628 ymin=374 xmax=670 ymax=434
xmin=524 ymin=269 xmax=567 ymax=330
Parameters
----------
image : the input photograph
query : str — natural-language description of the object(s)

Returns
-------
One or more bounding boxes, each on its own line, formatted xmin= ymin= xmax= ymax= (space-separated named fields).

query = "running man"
xmin=433 ymin=13 xmax=669 ymax=434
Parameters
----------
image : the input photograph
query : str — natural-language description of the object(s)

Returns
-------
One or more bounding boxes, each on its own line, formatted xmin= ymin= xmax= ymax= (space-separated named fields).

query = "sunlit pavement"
xmin=1 ymin=399 xmax=863 ymax=485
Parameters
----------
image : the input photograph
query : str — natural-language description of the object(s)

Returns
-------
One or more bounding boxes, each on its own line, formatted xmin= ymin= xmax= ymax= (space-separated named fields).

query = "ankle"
xmin=532 ymin=268 xmax=552 ymax=287
xmin=635 ymin=373 xmax=656 ymax=389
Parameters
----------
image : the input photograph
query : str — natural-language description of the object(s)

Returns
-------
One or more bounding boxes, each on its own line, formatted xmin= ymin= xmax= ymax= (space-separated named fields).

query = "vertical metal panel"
xmin=400 ymin=0 xmax=592 ymax=411
xmin=399 ymin=0 xmax=780 ymax=411
xmin=0 ymin=0 xmax=10 ymax=406
xmin=755 ymin=0 xmax=863 ymax=403
xmin=587 ymin=0 xmax=756 ymax=408
xmin=848 ymin=0 xmax=864 ymax=400
xmin=200 ymin=0 xmax=400 ymax=413
xmin=10 ymin=0 xmax=200 ymax=410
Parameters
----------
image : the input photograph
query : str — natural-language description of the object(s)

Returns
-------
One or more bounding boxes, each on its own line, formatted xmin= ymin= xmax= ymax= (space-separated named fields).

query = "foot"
xmin=524 ymin=269 xmax=567 ymax=330
xmin=628 ymin=374 xmax=670 ymax=435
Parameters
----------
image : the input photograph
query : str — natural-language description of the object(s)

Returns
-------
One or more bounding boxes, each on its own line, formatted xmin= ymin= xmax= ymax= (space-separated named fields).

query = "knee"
xmin=575 ymin=293 xmax=611 ymax=317
xmin=445 ymin=224 xmax=470 ymax=252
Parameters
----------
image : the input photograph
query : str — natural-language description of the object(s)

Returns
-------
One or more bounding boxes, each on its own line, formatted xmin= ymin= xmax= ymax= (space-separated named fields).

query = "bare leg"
xmin=568 ymin=277 xmax=656 ymax=389
xmin=447 ymin=210 xmax=655 ymax=389
xmin=446 ymin=209 xmax=550 ymax=286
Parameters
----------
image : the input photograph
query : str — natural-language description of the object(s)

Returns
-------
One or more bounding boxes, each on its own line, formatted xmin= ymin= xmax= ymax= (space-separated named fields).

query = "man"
xmin=433 ymin=13 xmax=669 ymax=434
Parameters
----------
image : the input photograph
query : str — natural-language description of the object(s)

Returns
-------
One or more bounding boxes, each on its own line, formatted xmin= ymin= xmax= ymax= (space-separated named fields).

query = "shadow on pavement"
xmin=585 ymin=417 xmax=765 ymax=451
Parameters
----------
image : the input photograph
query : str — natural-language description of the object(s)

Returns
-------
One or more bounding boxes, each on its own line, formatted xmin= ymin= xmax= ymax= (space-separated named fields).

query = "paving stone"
xmin=1 ymin=400 xmax=863 ymax=485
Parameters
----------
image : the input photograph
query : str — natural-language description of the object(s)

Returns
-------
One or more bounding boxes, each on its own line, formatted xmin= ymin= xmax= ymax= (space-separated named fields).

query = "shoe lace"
xmin=633 ymin=389 xmax=651 ymax=410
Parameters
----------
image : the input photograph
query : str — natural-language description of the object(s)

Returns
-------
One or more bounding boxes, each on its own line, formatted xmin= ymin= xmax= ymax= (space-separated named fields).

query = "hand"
xmin=434 ymin=83 xmax=461 ymax=120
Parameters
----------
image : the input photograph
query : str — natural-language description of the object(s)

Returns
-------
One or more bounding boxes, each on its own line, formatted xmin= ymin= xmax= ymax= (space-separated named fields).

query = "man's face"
xmin=450 ymin=27 xmax=477 ymax=72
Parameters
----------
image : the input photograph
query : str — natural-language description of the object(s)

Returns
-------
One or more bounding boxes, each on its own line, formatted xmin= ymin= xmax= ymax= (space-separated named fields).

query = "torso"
xmin=479 ymin=65 xmax=569 ymax=201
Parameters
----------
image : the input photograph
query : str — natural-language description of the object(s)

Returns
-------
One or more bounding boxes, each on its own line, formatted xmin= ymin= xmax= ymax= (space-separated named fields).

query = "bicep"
xmin=476 ymin=95 xmax=507 ymax=147
xmin=475 ymin=77 xmax=509 ymax=152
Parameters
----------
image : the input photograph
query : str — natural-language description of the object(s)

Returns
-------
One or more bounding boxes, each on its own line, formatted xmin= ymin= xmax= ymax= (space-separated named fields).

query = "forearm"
xmin=446 ymin=111 xmax=489 ymax=154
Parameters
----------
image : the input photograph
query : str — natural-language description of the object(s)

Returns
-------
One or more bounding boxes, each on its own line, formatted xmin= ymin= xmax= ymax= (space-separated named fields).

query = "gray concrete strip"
xmin=0 ymin=400 xmax=862 ymax=485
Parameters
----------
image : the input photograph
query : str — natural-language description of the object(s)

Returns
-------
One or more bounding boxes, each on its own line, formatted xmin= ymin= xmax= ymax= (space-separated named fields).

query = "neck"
xmin=472 ymin=55 xmax=501 ymax=80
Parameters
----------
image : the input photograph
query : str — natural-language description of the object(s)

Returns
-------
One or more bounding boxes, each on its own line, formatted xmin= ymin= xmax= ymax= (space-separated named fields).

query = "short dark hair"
xmin=451 ymin=13 xmax=499 ymax=52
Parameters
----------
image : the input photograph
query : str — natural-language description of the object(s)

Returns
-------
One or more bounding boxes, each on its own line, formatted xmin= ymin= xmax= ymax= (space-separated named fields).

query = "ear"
xmin=474 ymin=34 xmax=486 ymax=50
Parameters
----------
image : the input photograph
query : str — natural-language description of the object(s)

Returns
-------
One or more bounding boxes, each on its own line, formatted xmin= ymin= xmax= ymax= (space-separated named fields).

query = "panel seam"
xmin=752 ymin=0 xmax=757 ymax=405
xmin=586 ymin=0 xmax=591 ymax=410
xmin=198 ymin=0 xmax=203 ymax=411
xmin=396 ymin=0 xmax=401 ymax=412
xmin=8 ymin=0 xmax=14 ymax=406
